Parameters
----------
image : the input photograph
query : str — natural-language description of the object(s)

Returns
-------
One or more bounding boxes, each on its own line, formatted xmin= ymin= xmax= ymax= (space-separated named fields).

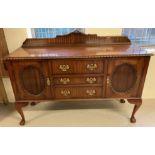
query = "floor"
xmin=0 ymin=99 xmax=155 ymax=127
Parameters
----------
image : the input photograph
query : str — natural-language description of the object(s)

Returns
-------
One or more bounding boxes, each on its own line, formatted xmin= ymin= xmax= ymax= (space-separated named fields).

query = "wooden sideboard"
xmin=3 ymin=31 xmax=154 ymax=125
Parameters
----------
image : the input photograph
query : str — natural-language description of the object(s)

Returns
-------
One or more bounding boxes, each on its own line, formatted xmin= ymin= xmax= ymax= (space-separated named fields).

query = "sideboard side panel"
xmin=137 ymin=56 xmax=150 ymax=97
xmin=4 ymin=61 xmax=19 ymax=100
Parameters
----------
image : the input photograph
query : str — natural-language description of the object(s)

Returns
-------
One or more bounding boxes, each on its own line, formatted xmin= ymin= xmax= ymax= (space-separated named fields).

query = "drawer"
xmin=54 ymin=87 xmax=103 ymax=99
xmin=52 ymin=59 xmax=104 ymax=74
xmin=53 ymin=76 xmax=103 ymax=85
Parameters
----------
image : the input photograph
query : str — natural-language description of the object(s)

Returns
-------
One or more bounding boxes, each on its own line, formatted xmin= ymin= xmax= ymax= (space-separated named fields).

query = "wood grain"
xmin=105 ymin=57 xmax=148 ymax=98
xmin=3 ymin=31 xmax=153 ymax=125
xmin=0 ymin=28 xmax=8 ymax=104
xmin=0 ymin=28 xmax=9 ymax=77
xmin=22 ymin=30 xmax=131 ymax=47
xmin=54 ymin=86 xmax=102 ymax=99
xmin=52 ymin=59 xmax=104 ymax=74
xmin=4 ymin=31 xmax=153 ymax=61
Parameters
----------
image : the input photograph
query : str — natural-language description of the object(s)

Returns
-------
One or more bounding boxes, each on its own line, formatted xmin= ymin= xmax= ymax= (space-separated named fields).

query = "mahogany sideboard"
xmin=3 ymin=31 xmax=154 ymax=125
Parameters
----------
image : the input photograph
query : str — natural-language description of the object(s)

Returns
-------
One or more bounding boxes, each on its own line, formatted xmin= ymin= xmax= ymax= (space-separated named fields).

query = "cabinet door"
xmin=106 ymin=57 xmax=148 ymax=98
xmin=12 ymin=60 xmax=52 ymax=100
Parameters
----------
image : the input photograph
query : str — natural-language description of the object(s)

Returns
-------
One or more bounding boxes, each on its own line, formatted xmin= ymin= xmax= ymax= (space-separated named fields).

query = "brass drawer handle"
xmin=87 ymin=64 xmax=97 ymax=71
xmin=60 ymin=78 xmax=70 ymax=84
xmin=59 ymin=64 xmax=70 ymax=72
xmin=61 ymin=89 xmax=71 ymax=96
xmin=86 ymin=89 xmax=96 ymax=96
xmin=86 ymin=77 xmax=96 ymax=84
xmin=46 ymin=78 xmax=51 ymax=86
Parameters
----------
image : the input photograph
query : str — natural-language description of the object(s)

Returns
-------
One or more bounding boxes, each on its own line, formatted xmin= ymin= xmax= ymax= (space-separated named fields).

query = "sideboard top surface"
xmin=5 ymin=31 xmax=154 ymax=60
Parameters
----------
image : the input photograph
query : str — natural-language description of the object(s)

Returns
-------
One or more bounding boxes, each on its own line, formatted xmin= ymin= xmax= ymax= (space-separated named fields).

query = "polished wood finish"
xmin=0 ymin=28 xmax=9 ymax=104
xmin=4 ymin=31 xmax=153 ymax=125
xmin=8 ymin=60 xmax=52 ymax=100
xmin=53 ymin=75 xmax=103 ymax=85
xmin=15 ymin=102 xmax=28 ymax=125
xmin=5 ymin=45 xmax=152 ymax=60
xmin=4 ymin=31 xmax=152 ymax=60
xmin=106 ymin=57 xmax=149 ymax=98
xmin=52 ymin=59 xmax=104 ymax=74
xmin=22 ymin=30 xmax=131 ymax=47
xmin=55 ymin=86 xmax=102 ymax=99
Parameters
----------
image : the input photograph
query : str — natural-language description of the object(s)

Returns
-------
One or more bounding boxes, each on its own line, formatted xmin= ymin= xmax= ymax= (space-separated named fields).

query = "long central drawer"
xmin=52 ymin=59 xmax=104 ymax=74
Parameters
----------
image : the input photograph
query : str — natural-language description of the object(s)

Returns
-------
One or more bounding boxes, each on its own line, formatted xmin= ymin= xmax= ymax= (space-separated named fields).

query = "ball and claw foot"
xmin=15 ymin=102 xmax=28 ymax=126
xmin=128 ymin=99 xmax=142 ymax=123
xmin=30 ymin=102 xmax=36 ymax=106
xmin=120 ymin=99 xmax=125 ymax=103
xmin=130 ymin=116 xmax=136 ymax=123
xmin=20 ymin=119 xmax=25 ymax=126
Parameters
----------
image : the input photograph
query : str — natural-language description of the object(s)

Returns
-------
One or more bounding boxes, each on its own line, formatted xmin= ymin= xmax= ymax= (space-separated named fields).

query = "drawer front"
xmin=52 ymin=59 xmax=104 ymax=74
xmin=55 ymin=87 xmax=103 ymax=99
xmin=53 ymin=76 xmax=103 ymax=85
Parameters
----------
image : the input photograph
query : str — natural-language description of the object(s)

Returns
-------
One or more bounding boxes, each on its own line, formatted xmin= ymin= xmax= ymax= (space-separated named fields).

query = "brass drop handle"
xmin=60 ymin=78 xmax=70 ymax=84
xmin=86 ymin=77 xmax=96 ymax=84
xmin=59 ymin=64 xmax=70 ymax=72
xmin=86 ymin=89 xmax=96 ymax=96
xmin=87 ymin=63 xmax=97 ymax=71
xmin=61 ymin=89 xmax=71 ymax=96
xmin=46 ymin=78 xmax=51 ymax=86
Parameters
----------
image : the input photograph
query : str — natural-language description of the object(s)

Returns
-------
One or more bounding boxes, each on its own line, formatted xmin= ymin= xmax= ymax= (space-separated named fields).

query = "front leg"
xmin=15 ymin=102 xmax=28 ymax=126
xmin=127 ymin=99 xmax=142 ymax=123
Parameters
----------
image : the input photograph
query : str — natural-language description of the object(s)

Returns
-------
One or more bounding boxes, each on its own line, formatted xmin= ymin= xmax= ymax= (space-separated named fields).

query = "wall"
xmin=4 ymin=28 xmax=27 ymax=53
xmin=3 ymin=28 xmax=27 ymax=102
xmin=85 ymin=28 xmax=122 ymax=36
xmin=3 ymin=28 xmax=155 ymax=102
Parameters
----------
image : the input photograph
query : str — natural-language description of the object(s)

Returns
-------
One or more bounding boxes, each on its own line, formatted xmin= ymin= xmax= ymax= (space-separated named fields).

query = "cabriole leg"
xmin=15 ymin=102 xmax=28 ymax=126
xmin=127 ymin=99 xmax=142 ymax=123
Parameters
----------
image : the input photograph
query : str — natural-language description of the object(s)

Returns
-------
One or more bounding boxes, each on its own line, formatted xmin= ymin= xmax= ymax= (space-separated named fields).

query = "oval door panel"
xmin=111 ymin=63 xmax=137 ymax=93
xmin=20 ymin=66 xmax=46 ymax=95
